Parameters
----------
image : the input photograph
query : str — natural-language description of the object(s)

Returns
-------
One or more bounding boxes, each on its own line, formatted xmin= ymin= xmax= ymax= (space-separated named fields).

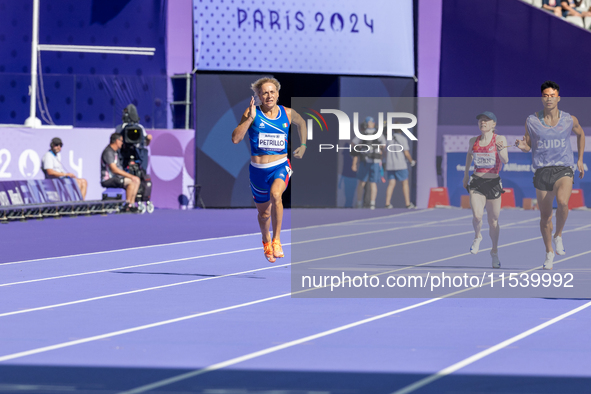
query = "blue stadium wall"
xmin=436 ymin=0 xmax=591 ymax=197
xmin=439 ymin=0 xmax=591 ymax=97
xmin=0 ymin=0 xmax=168 ymax=128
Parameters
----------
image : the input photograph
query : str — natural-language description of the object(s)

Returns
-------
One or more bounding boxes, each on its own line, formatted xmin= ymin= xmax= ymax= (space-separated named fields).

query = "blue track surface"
xmin=1 ymin=208 xmax=590 ymax=393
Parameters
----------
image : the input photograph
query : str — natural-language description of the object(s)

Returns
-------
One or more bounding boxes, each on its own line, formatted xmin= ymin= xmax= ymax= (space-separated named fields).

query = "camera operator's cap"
xmin=50 ymin=137 xmax=63 ymax=147
xmin=365 ymin=116 xmax=375 ymax=123
xmin=476 ymin=111 xmax=497 ymax=123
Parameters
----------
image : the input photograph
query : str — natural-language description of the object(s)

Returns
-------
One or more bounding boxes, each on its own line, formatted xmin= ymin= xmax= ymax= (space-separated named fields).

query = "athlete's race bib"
xmin=473 ymin=152 xmax=496 ymax=168
xmin=258 ymin=133 xmax=286 ymax=152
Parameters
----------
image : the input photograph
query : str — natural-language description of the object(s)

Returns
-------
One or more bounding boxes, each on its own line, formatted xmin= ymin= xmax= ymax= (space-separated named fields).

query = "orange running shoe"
xmin=263 ymin=241 xmax=276 ymax=263
xmin=272 ymin=239 xmax=284 ymax=258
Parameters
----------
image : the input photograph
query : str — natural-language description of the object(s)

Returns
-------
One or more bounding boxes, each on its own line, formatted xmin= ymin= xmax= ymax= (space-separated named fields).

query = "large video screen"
xmin=192 ymin=0 xmax=414 ymax=77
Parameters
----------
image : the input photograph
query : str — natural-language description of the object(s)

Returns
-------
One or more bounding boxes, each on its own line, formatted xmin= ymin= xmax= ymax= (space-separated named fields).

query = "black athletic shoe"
xmin=121 ymin=203 xmax=139 ymax=213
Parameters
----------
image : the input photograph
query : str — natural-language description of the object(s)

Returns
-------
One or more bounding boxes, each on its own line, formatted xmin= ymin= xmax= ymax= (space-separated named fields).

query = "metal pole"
xmin=27 ymin=0 xmax=40 ymax=127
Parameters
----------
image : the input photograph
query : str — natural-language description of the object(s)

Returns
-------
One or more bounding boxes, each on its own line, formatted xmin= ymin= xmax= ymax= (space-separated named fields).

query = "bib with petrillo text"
xmin=257 ymin=132 xmax=286 ymax=152
xmin=248 ymin=105 xmax=290 ymax=156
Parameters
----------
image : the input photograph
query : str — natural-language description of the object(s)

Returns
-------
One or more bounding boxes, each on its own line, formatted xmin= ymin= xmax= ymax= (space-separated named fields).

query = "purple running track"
xmin=0 ymin=209 xmax=590 ymax=393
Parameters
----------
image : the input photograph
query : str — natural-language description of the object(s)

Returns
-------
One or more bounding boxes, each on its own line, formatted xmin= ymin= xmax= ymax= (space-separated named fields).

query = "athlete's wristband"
xmin=301 ymin=144 xmax=307 ymax=148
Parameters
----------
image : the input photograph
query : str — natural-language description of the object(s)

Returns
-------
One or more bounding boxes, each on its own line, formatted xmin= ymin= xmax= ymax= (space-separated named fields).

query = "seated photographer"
xmin=101 ymin=133 xmax=141 ymax=212
xmin=116 ymin=104 xmax=152 ymax=171
xmin=42 ymin=137 xmax=88 ymax=200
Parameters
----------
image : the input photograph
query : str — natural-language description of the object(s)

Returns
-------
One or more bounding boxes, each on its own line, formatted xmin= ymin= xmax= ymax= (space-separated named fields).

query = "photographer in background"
xmin=351 ymin=116 xmax=386 ymax=210
xmin=116 ymin=104 xmax=153 ymax=171
xmin=100 ymin=133 xmax=141 ymax=212
xmin=42 ymin=137 xmax=88 ymax=200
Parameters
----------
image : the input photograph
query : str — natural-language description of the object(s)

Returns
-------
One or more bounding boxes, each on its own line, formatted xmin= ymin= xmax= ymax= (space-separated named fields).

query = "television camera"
xmin=118 ymin=104 xmax=153 ymax=213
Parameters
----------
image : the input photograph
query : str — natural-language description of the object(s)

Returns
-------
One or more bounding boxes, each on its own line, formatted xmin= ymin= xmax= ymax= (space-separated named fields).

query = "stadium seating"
xmin=522 ymin=0 xmax=591 ymax=30
xmin=566 ymin=15 xmax=585 ymax=27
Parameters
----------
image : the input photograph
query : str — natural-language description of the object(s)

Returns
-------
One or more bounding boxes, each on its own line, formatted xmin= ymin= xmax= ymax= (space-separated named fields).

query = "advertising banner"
xmin=193 ymin=0 xmax=414 ymax=76
xmin=446 ymin=151 xmax=591 ymax=208
xmin=0 ymin=127 xmax=195 ymax=208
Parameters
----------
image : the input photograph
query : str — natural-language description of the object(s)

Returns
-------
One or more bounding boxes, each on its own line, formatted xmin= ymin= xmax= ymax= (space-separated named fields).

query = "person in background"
xmin=351 ymin=116 xmax=386 ymax=210
xmin=542 ymin=0 xmax=562 ymax=18
xmin=560 ymin=0 xmax=591 ymax=17
xmin=542 ymin=0 xmax=564 ymax=17
xmin=515 ymin=80 xmax=585 ymax=270
xmin=384 ymin=127 xmax=416 ymax=209
xmin=100 ymin=133 xmax=141 ymax=212
xmin=463 ymin=111 xmax=509 ymax=269
xmin=42 ymin=137 xmax=88 ymax=200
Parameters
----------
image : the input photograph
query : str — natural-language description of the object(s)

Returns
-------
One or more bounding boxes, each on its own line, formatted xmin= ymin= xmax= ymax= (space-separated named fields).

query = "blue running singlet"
xmin=526 ymin=111 xmax=575 ymax=170
xmin=248 ymin=105 xmax=290 ymax=156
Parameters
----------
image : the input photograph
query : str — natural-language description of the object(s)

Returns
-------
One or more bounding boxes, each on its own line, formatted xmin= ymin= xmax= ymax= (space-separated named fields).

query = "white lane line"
xmin=368 ymin=225 xmax=591 ymax=279
xmin=1 ymin=209 xmax=436 ymax=267
xmin=0 ymin=292 xmax=291 ymax=363
xmin=293 ymin=214 xmax=473 ymax=245
xmin=0 ymin=218 xmax=530 ymax=317
xmin=0 ymin=247 xmax=271 ymax=288
xmin=292 ymin=208 xmax=434 ymax=230
xmin=0 ymin=218 xmax=541 ymax=317
xmin=0 ymin=216 xmax=535 ymax=293
xmin=0 ymin=232 xmax=260 ymax=267
xmin=0 ymin=212 xmax=538 ymax=287
xmin=117 ymin=298 xmax=443 ymax=394
xmin=0 ymin=216 xmax=471 ymax=287
xmin=2 ymin=228 xmax=589 ymax=373
xmin=391 ymin=300 xmax=591 ymax=394
xmin=0 ymin=263 xmax=291 ymax=318
xmin=291 ymin=217 xmax=540 ymax=264
xmin=118 ymin=245 xmax=591 ymax=394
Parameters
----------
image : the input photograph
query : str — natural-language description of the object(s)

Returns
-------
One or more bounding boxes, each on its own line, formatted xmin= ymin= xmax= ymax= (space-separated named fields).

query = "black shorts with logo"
xmin=533 ymin=166 xmax=574 ymax=191
xmin=467 ymin=176 xmax=505 ymax=200
xmin=101 ymin=176 xmax=125 ymax=188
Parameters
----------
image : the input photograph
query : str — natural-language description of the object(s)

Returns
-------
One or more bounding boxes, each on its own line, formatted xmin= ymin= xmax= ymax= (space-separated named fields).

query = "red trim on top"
xmin=472 ymin=134 xmax=502 ymax=174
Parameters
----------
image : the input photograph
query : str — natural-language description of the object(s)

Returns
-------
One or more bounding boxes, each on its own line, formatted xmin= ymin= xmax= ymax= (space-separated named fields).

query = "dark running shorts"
xmin=533 ymin=166 xmax=574 ymax=191
xmin=467 ymin=176 xmax=505 ymax=200
xmin=101 ymin=176 xmax=125 ymax=188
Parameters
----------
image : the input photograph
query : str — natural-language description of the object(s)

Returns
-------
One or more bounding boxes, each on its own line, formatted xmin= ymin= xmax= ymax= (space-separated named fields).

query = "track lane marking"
xmin=0 ymin=217 xmax=547 ymax=316
xmin=391 ymin=298 xmax=591 ymax=394
xmin=117 ymin=244 xmax=591 ymax=394
xmin=2 ymin=225 xmax=589 ymax=368
xmin=0 ymin=214 xmax=474 ymax=287
xmin=1 ymin=209 xmax=435 ymax=266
